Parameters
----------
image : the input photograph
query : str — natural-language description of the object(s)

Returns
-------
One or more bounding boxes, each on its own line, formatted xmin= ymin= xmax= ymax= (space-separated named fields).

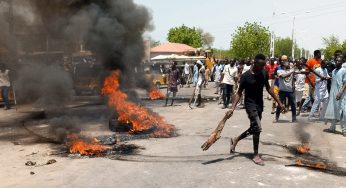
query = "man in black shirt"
xmin=226 ymin=54 xmax=285 ymax=166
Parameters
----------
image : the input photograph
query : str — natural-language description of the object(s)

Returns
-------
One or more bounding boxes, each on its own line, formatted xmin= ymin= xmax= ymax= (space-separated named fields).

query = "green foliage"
xmin=213 ymin=48 xmax=233 ymax=59
xmin=274 ymin=37 xmax=304 ymax=58
xmin=322 ymin=35 xmax=342 ymax=59
xmin=342 ymin=40 xmax=346 ymax=53
xmin=274 ymin=37 xmax=293 ymax=57
xmin=167 ymin=25 xmax=202 ymax=48
xmin=230 ymin=22 xmax=270 ymax=59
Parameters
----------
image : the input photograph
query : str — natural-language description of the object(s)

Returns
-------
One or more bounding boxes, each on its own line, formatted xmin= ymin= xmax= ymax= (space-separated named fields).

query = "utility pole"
xmin=291 ymin=16 xmax=295 ymax=60
xmin=270 ymin=31 xmax=275 ymax=58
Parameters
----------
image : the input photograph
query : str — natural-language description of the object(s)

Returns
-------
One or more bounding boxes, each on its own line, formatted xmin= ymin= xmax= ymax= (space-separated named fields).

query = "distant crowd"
xmin=164 ymin=50 xmax=346 ymax=137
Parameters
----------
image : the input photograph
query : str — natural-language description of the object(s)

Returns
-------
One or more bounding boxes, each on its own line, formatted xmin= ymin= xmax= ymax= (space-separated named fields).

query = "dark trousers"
xmin=223 ymin=84 xmax=233 ymax=107
xmin=276 ymin=91 xmax=296 ymax=121
xmin=1 ymin=86 xmax=10 ymax=108
xmin=238 ymin=108 xmax=262 ymax=154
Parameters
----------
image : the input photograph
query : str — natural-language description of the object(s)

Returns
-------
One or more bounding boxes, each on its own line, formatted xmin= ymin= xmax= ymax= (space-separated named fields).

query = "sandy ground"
xmin=0 ymin=85 xmax=346 ymax=188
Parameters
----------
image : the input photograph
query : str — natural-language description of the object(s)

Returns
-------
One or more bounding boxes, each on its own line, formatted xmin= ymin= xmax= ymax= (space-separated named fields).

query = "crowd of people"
xmin=165 ymin=49 xmax=346 ymax=138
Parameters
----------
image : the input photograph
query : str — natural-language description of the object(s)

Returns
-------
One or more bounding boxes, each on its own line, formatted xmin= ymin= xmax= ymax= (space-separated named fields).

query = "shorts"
xmin=295 ymin=90 xmax=304 ymax=103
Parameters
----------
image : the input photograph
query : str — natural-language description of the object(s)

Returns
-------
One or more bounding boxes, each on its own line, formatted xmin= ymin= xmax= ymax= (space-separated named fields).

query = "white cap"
xmin=196 ymin=60 xmax=203 ymax=66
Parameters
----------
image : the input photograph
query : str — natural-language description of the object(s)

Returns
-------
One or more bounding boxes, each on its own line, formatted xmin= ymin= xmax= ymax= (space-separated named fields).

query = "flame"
xmin=149 ymin=88 xmax=165 ymax=100
xmin=296 ymin=144 xmax=310 ymax=154
xmin=102 ymin=71 xmax=175 ymax=137
xmin=295 ymin=159 xmax=327 ymax=170
xmin=67 ymin=134 xmax=111 ymax=156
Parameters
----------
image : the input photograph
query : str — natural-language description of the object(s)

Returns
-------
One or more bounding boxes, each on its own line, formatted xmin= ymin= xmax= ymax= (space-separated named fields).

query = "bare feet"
xmin=230 ymin=137 xmax=237 ymax=154
xmin=252 ymin=155 xmax=264 ymax=166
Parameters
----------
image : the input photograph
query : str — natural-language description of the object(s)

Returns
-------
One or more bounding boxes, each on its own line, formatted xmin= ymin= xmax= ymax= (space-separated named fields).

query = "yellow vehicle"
xmin=145 ymin=63 xmax=168 ymax=88
xmin=71 ymin=51 xmax=102 ymax=95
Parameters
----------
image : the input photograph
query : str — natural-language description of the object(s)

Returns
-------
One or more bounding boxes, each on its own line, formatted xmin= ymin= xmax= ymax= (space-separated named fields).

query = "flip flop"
xmin=230 ymin=138 xmax=236 ymax=154
xmin=252 ymin=156 xmax=265 ymax=166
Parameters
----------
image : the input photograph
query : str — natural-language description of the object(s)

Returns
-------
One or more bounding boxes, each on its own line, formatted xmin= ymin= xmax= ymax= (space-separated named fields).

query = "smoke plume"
xmin=0 ymin=0 xmax=154 ymax=140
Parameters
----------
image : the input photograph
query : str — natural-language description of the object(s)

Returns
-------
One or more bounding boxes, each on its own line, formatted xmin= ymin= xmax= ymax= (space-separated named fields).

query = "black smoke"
xmin=0 ymin=0 xmax=154 ymax=141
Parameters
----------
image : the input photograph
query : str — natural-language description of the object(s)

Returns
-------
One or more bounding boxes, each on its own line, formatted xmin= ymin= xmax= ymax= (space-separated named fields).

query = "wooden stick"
xmin=201 ymin=113 xmax=231 ymax=151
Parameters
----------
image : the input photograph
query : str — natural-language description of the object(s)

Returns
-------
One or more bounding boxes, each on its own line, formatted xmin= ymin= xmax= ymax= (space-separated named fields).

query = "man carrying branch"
xmin=226 ymin=54 xmax=286 ymax=166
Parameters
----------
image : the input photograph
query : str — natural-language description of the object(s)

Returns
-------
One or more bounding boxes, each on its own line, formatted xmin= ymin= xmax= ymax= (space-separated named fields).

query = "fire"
xmin=67 ymin=134 xmax=111 ymax=156
xmin=296 ymin=144 xmax=310 ymax=154
xmin=102 ymin=71 xmax=175 ymax=137
xmin=149 ymin=88 xmax=165 ymax=100
xmin=295 ymin=159 xmax=327 ymax=170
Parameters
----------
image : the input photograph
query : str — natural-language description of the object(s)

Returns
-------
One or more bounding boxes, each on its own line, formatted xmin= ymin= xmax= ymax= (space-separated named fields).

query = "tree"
xmin=322 ymin=35 xmax=342 ymax=59
xmin=274 ymin=37 xmax=302 ymax=58
xmin=212 ymin=48 xmax=232 ymax=59
xmin=230 ymin=22 xmax=270 ymax=59
xmin=167 ymin=25 xmax=202 ymax=48
xmin=342 ymin=40 xmax=346 ymax=53
xmin=274 ymin=37 xmax=292 ymax=57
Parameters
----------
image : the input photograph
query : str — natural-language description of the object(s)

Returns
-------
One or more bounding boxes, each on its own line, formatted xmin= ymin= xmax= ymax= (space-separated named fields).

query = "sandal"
xmin=252 ymin=155 xmax=265 ymax=166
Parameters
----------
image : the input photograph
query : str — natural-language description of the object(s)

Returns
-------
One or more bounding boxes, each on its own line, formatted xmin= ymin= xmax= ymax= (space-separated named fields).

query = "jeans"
xmin=1 ymin=86 xmax=10 ymax=108
xmin=223 ymin=84 xmax=233 ymax=107
xmin=276 ymin=91 xmax=296 ymax=121
xmin=302 ymin=86 xmax=315 ymax=110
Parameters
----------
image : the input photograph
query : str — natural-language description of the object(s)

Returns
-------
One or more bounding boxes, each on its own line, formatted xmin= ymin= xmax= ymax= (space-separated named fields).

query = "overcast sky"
xmin=134 ymin=0 xmax=346 ymax=51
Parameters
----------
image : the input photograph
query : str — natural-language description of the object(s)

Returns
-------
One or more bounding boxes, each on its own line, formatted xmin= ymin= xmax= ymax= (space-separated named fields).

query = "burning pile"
xmin=67 ymin=134 xmax=111 ymax=156
xmin=294 ymin=159 xmax=327 ymax=170
xmin=149 ymin=89 xmax=165 ymax=100
xmin=296 ymin=143 xmax=310 ymax=154
xmin=102 ymin=71 xmax=176 ymax=137
xmin=291 ymin=144 xmax=328 ymax=170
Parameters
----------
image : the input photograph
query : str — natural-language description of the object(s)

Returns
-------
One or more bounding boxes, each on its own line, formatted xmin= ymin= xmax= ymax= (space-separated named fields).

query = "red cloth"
xmin=265 ymin=64 xmax=278 ymax=80
xmin=305 ymin=58 xmax=320 ymax=84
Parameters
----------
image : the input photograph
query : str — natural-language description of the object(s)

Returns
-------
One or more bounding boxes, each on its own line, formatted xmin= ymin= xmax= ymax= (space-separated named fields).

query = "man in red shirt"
xmin=265 ymin=58 xmax=278 ymax=113
xmin=302 ymin=50 xmax=322 ymax=111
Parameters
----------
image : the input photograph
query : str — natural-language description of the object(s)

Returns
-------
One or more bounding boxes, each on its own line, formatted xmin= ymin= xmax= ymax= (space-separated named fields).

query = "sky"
xmin=134 ymin=0 xmax=346 ymax=51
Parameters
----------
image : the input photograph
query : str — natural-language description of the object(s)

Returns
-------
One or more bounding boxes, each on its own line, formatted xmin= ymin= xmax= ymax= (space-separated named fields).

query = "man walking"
xmin=309 ymin=60 xmax=330 ymax=120
xmin=265 ymin=58 xmax=278 ymax=100
xmin=193 ymin=60 xmax=205 ymax=107
xmin=213 ymin=61 xmax=221 ymax=94
xmin=302 ymin=50 xmax=322 ymax=111
xmin=221 ymin=60 xmax=238 ymax=109
xmin=226 ymin=54 xmax=285 ymax=165
xmin=275 ymin=55 xmax=297 ymax=122
xmin=266 ymin=58 xmax=278 ymax=113
xmin=0 ymin=63 xmax=11 ymax=110
xmin=183 ymin=62 xmax=191 ymax=87
xmin=324 ymin=54 xmax=346 ymax=136
xmin=165 ymin=62 xmax=180 ymax=106
xmin=294 ymin=59 xmax=307 ymax=116
xmin=192 ymin=62 xmax=199 ymax=87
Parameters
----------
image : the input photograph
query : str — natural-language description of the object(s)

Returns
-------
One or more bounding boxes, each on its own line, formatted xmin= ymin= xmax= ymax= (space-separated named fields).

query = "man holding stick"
xmin=226 ymin=54 xmax=285 ymax=166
